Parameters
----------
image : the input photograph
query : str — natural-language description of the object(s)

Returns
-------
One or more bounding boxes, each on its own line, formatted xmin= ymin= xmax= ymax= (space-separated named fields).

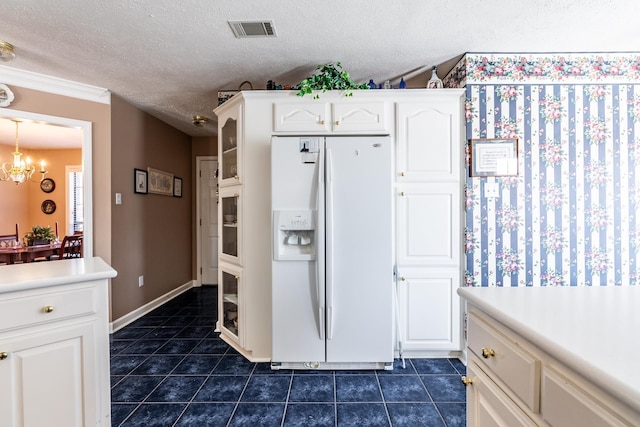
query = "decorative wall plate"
xmin=0 ymin=83 xmax=14 ymax=108
xmin=40 ymin=178 xmax=55 ymax=193
xmin=41 ymin=199 xmax=56 ymax=214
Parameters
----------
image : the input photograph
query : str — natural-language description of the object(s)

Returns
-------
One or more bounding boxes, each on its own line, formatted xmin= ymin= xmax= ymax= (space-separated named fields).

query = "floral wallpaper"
xmin=452 ymin=53 xmax=640 ymax=287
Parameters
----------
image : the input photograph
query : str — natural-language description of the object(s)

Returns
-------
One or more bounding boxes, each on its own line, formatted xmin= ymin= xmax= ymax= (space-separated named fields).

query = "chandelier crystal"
xmin=1 ymin=120 xmax=48 ymax=184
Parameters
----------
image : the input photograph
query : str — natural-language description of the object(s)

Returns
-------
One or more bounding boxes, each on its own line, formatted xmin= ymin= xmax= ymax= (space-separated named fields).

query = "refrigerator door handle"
xmin=326 ymin=148 xmax=335 ymax=340
xmin=316 ymin=143 xmax=325 ymax=341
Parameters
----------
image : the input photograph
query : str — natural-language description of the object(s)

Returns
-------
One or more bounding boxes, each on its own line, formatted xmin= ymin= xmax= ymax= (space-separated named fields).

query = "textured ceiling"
xmin=0 ymin=0 xmax=639 ymax=143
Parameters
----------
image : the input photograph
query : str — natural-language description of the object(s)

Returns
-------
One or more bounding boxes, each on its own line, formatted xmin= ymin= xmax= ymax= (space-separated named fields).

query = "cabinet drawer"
xmin=0 ymin=286 xmax=97 ymax=331
xmin=468 ymin=312 xmax=541 ymax=413
xmin=542 ymin=367 xmax=634 ymax=426
xmin=467 ymin=359 xmax=538 ymax=427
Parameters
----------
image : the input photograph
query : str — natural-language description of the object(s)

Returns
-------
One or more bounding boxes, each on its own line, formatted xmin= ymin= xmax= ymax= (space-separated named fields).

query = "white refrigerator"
xmin=271 ymin=135 xmax=393 ymax=370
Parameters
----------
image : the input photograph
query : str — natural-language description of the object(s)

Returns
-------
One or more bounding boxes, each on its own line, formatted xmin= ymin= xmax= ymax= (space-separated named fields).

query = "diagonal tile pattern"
xmin=110 ymin=286 xmax=466 ymax=426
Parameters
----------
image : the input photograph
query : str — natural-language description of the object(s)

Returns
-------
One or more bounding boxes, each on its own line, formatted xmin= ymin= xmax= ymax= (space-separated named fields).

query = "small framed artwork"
xmin=134 ymin=168 xmax=148 ymax=194
xmin=147 ymin=167 xmax=174 ymax=196
xmin=470 ymin=138 xmax=519 ymax=177
xmin=173 ymin=177 xmax=182 ymax=198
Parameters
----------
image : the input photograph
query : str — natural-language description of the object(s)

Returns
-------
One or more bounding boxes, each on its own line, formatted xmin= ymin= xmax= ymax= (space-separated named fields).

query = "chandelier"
xmin=1 ymin=120 xmax=48 ymax=184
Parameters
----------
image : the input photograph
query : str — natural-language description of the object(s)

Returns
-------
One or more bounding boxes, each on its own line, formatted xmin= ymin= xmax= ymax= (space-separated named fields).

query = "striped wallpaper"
xmin=451 ymin=54 xmax=640 ymax=286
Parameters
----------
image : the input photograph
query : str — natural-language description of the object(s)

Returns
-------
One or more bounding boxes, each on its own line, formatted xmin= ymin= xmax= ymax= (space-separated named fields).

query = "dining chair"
xmin=57 ymin=234 xmax=83 ymax=259
xmin=0 ymin=224 xmax=20 ymax=248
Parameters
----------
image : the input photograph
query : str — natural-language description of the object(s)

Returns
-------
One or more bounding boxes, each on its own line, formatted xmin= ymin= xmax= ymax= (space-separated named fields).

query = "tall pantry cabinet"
xmin=395 ymin=93 xmax=465 ymax=357
xmin=214 ymin=89 xmax=464 ymax=362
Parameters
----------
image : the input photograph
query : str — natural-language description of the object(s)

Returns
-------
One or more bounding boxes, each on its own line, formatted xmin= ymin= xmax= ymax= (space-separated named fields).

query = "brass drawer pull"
xmin=482 ymin=347 xmax=496 ymax=358
xmin=0 ymin=352 xmax=8 ymax=360
xmin=461 ymin=376 xmax=473 ymax=386
xmin=43 ymin=306 xmax=55 ymax=313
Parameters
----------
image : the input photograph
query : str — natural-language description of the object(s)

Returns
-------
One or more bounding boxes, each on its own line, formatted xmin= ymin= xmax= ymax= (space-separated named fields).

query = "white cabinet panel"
xmin=397 ymin=183 xmax=460 ymax=267
xmin=397 ymin=268 xmax=461 ymax=351
xmin=273 ymin=102 xmax=330 ymax=132
xmin=397 ymin=101 xmax=461 ymax=182
xmin=0 ymin=323 xmax=98 ymax=427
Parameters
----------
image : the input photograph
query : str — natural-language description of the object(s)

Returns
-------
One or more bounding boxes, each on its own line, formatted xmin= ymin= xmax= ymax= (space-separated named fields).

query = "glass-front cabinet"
xmin=219 ymin=265 xmax=243 ymax=345
xmin=219 ymin=105 xmax=242 ymax=187
xmin=219 ymin=187 xmax=242 ymax=263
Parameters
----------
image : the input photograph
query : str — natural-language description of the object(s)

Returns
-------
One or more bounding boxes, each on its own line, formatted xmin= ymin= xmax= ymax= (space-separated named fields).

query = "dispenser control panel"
xmin=277 ymin=210 xmax=314 ymax=230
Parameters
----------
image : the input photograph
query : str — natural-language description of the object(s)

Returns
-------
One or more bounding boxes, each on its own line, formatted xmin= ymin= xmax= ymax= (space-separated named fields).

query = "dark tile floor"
xmin=110 ymin=286 xmax=466 ymax=426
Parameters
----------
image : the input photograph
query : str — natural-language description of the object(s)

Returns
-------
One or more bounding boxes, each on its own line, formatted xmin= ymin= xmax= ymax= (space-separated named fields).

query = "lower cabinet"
xmin=396 ymin=268 xmax=461 ymax=353
xmin=0 ymin=323 xmax=101 ymax=427
xmin=0 ymin=279 xmax=111 ymax=427
xmin=463 ymin=309 xmax=640 ymax=426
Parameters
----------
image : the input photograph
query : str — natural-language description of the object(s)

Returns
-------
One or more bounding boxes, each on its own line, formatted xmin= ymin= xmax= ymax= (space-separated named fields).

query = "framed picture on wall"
xmin=470 ymin=138 xmax=519 ymax=177
xmin=147 ymin=167 xmax=174 ymax=196
xmin=173 ymin=177 xmax=182 ymax=197
xmin=134 ymin=168 xmax=147 ymax=194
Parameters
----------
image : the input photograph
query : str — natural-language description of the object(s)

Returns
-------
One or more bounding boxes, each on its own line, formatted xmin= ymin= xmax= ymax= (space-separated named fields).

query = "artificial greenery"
xmin=25 ymin=225 xmax=57 ymax=245
xmin=295 ymin=62 xmax=369 ymax=99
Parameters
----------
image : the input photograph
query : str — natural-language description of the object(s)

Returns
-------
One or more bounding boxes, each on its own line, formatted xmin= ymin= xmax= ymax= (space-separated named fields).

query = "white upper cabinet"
xmin=396 ymin=99 xmax=462 ymax=182
xmin=273 ymin=101 xmax=388 ymax=133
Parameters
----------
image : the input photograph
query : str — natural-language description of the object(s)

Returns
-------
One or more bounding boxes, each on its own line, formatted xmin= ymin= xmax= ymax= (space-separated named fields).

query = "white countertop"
xmin=458 ymin=286 xmax=640 ymax=413
xmin=0 ymin=257 xmax=117 ymax=294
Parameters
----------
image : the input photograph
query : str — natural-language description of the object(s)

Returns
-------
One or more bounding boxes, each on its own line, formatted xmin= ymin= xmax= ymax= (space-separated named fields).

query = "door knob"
xmin=481 ymin=347 xmax=495 ymax=358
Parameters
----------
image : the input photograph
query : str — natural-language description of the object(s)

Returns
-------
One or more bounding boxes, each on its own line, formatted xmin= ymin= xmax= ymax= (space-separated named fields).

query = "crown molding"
xmin=0 ymin=65 xmax=110 ymax=104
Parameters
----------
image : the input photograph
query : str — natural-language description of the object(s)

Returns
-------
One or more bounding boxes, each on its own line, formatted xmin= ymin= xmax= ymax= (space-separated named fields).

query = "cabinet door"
xmin=219 ymin=186 xmax=242 ymax=265
xmin=396 ymin=268 xmax=461 ymax=351
xmin=397 ymin=101 xmax=462 ymax=182
xmin=219 ymin=105 xmax=243 ymax=186
xmin=0 ymin=322 xmax=100 ymax=427
xmin=331 ymin=102 xmax=387 ymax=132
xmin=273 ymin=102 xmax=330 ymax=132
xmin=218 ymin=263 xmax=243 ymax=347
xmin=397 ymin=183 xmax=460 ymax=267
xmin=466 ymin=359 xmax=538 ymax=427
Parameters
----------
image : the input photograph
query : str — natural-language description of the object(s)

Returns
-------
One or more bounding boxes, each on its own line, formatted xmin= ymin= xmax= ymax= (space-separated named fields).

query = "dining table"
xmin=0 ymin=242 xmax=62 ymax=264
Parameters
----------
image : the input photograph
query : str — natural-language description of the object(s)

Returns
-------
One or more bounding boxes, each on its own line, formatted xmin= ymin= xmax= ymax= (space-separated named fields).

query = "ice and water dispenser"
xmin=273 ymin=210 xmax=315 ymax=260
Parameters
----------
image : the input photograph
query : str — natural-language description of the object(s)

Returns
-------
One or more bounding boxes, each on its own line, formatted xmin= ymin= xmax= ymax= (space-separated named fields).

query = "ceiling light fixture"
xmin=192 ymin=115 xmax=208 ymax=127
xmin=0 ymin=40 xmax=16 ymax=62
xmin=1 ymin=120 xmax=48 ymax=184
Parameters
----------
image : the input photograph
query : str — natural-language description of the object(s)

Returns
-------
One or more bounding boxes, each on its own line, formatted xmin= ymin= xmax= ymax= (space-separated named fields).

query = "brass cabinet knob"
xmin=320 ymin=120 xmax=325 ymax=125
xmin=400 ymin=171 xmax=405 ymax=176
xmin=234 ymin=175 xmax=239 ymax=180
xmin=43 ymin=306 xmax=55 ymax=313
xmin=234 ymin=275 xmax=240 ymax=280
xmin=400 ymin=191 xmax=405 ymax=196
xmin=482 ymin=347 xmax=496 ymax=359
xmin=0 ymin=352 xmax=8 ymax=360
xmin=399 ymin=277 xmax=406 ymax=281
xmin=461 ymin=376 xmax=473 ymax=386
xmin=335 ymin=120 xmax=340 ymax=126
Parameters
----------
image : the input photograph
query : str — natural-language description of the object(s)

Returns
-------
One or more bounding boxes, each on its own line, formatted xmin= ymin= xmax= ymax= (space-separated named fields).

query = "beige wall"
xmin=110 ymin=95 xmax=194 ymax=320
xmin=0 ymin=145 xmax=81 ymax=238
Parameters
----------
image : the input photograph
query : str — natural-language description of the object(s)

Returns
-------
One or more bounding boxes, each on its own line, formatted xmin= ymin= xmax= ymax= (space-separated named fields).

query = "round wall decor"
xmin=40 ymin=178 xmax=55 ymax=193
xmin=41 ymin=199 xmax=56 ymax=214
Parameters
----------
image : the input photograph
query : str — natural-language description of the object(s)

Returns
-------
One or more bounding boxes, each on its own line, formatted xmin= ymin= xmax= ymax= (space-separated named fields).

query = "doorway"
xmin=0 ymin=108 xmax=93 ymax=257
xmin=196 ymin=156 xmax=218 ymax=285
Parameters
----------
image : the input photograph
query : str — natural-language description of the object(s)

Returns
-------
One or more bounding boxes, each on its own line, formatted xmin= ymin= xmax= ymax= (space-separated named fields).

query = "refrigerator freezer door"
xmin=324 ymin=136 xmax=394 ymax=363
xmin=271 ymin=137 xmax=325 ymax=362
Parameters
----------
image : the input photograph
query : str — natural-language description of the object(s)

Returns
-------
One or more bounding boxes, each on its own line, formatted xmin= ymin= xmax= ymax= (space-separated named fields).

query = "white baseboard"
xmin=110 ymin=280 xmax=196 ymax=333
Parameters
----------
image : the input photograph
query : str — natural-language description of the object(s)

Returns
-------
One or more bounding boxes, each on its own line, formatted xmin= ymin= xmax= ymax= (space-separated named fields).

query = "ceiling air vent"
xmin=229 ymin=21 xmax=276 ymax=38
